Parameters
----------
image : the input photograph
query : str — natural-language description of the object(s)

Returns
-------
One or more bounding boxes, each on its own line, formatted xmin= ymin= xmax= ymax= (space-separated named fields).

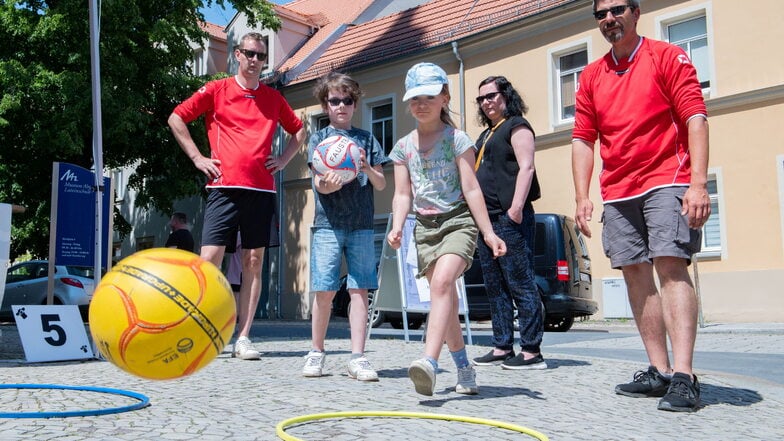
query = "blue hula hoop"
xmin=0 ymin=384 xmax=150 ymax=418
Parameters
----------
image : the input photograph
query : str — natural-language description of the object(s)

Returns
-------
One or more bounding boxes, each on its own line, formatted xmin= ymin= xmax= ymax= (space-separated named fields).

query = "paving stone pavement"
xmin=1 ymin=321 xmax=783 ymax=440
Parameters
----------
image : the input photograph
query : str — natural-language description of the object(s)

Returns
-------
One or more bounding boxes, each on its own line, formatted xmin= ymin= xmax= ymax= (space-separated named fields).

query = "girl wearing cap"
xmin=387 ymin=62 xmax=506 ymax=396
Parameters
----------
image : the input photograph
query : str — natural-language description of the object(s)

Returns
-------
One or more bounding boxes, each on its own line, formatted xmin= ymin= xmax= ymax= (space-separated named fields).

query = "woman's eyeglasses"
xmin=593 ymin=4 xmax=632 ymax=20
xmin=475 ymin=91 xmax=500 ymax=104
xmin=327 ymin=97 xmax=355 ymax=106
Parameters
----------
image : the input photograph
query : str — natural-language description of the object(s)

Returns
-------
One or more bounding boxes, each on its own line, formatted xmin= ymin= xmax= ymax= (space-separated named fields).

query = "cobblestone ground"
xmin=1 ymin=323 xmax=783 ymax=440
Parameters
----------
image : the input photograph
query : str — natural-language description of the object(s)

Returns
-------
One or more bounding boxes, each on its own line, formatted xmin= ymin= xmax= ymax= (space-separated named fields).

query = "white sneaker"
xmin=408 ymin=358 xmax=436 ymax=396
xmin=302 ymin=350 xmax=326 ymax=377
xmin=348 ymin=356 xmax=379 ymax=381
xmin=455 ymin=365 xmax=479 ymax=395
xmin=232 ymin=337 xmax=261 ymax=360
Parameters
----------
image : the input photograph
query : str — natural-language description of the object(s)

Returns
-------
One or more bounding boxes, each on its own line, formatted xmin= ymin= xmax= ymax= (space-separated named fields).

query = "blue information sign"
xmin=53 ymin=163 xmax=111 ymax=268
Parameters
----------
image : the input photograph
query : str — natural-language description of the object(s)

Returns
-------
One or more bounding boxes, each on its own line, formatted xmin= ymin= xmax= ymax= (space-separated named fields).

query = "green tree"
xmin=0 ymin=0 xmax=280 ymax=259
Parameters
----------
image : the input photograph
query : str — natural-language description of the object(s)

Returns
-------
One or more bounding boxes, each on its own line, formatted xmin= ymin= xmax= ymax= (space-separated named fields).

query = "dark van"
xmin=463 ymin=213 xmax=597 ymax=332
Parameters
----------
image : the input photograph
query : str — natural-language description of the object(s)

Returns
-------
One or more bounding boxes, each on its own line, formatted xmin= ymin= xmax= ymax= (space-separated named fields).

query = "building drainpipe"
xmin=274 ymin=129 xmax=284 ymax=319
xmin=452 ymin=41 xmax=466 ymax=131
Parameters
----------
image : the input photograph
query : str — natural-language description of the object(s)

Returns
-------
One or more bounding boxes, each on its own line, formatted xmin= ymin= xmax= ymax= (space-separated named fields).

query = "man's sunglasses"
xmin=327 ymin=97 xmax=355 ymax=106
xmin=593 ymin=4 xmax=633 ymax=20
xmin=238 ymin=49 xmax=267 ymax=60
xmin=475 ymin=91 xmax=500 ymax=104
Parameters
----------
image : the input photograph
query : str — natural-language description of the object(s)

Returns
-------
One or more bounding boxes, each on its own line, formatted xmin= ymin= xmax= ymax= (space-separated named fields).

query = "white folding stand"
xmin=368 ymin=214 xmax=472 ymax=344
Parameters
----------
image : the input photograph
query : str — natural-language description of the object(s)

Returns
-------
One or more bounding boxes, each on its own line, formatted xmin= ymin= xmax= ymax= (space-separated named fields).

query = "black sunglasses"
xmin=238 ymin=49 xmax=267 ymax=60
xmin=327 ymin=97 xmax=355 ymax=106
xmin=475 ymin=91 xmax=501 ymax=104
xmin=594 ymin=4 xmax=633 ymax=20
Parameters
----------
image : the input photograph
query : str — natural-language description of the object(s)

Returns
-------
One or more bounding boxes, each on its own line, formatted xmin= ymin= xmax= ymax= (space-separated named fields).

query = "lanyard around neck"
xmin=474 ymin=118 xmax=506 ymax=171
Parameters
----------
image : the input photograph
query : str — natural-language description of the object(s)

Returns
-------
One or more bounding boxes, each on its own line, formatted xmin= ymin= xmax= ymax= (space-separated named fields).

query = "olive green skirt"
xmin=414 ymin=204 xmax=478 ymax=278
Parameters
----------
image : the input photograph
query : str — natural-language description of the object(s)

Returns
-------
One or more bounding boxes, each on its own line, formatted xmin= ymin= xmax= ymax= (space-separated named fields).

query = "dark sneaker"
xmin=615 ymin=366 xmax=671 ymax=398
xmin=501 ymin=353 xmax=547 ymax=370
xmin=472 ymin=350 xmax=515 ymax=366
xmin=658 ymin=373 xmax=701 ymax=412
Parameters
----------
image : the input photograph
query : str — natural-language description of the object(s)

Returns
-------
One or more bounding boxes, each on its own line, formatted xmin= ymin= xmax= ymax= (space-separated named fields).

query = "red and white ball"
xmin=311 ymin=135 xmax=362 ymax=183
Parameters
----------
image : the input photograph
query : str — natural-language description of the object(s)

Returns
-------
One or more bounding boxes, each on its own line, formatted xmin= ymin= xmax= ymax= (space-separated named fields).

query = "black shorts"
xmin=201 ymin=189 xmax=279 ymax=250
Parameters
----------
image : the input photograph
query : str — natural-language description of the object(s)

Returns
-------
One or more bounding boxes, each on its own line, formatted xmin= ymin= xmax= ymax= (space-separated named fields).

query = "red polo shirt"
xmin=573 ymin=37 xmax=707 ymax=203
xmin=174 ymin=77 xmax=303 ymax=192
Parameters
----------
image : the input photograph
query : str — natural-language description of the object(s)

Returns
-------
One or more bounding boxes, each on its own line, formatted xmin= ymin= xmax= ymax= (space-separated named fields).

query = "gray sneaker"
xmin=347 ymin=356 xmax=379 ymax=381
xmin=302 ymin=350 xmax=326 ymax=377
xmin=455 ymin=365 xmax=479 ymax=395
xmin=232 ymin=337 xmax=261 ymax=360
xmin=408 ymin=358 xmax=436 ymax=396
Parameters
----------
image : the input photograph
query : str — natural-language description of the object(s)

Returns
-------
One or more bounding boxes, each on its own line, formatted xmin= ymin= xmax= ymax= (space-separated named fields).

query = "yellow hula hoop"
xmin=276 ymin=410 xmax=549 ymax=441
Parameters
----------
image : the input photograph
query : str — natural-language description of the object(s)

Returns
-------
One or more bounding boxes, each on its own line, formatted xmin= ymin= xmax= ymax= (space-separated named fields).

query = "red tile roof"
xmin=281 ymin=0 xmax=575 ymax=85
xmin=199 ymin=21 xmax=227 ymax=41
xmin=275 ymin=0 xmax=376 ymax=72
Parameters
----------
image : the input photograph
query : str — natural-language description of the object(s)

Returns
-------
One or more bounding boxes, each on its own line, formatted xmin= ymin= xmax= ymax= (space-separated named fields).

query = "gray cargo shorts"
xmin=601 ymin=186 xmax=702 ymax=269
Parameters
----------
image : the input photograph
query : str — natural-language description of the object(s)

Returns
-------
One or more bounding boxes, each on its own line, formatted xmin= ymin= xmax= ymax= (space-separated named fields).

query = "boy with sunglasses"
xmin=572 ymin=0 xmax=710 ymax=412
xmin=302 ymin=72 xmax=389 ymax=381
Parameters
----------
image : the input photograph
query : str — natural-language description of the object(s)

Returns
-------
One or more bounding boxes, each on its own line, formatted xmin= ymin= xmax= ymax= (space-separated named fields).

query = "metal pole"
xmin=451 ymin=42 xmax=465 ymax=131
xmin=692 ymin=254 xmax=705 ymax=328
xmin=89 ymin=0 xmax=105 ymax=281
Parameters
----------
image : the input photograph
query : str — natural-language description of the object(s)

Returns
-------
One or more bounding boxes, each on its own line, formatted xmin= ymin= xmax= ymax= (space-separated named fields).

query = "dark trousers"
xmin=476 ymin=205 xmax=543 ymax=353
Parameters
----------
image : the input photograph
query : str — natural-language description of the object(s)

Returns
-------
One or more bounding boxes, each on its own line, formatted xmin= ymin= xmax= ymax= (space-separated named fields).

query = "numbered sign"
xmin=12 ymin=305 xmax=95 ymax=362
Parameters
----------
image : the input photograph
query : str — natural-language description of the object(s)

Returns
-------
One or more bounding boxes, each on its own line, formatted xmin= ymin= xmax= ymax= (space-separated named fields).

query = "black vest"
xmin=475 ymin=115 xmax=541 ymax=215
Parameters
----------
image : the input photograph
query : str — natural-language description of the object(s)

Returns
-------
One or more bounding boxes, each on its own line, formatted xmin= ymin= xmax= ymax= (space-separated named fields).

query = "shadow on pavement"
xmin=700 ymin=383 xmax=762 ymax=407
xmin=417 ymin=386 xmax=546 ymax=407
xmin=538 ymin=357 xmax=591 ymax=369
xmin=263 ymin=349 xmax=352 ymax=358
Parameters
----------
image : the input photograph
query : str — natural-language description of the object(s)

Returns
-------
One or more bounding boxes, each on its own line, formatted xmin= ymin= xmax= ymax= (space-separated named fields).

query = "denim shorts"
xmin=602 ymin=186 xmax=702 ymax=269
xmin=310 ymin=227 xmax=378 ymax=292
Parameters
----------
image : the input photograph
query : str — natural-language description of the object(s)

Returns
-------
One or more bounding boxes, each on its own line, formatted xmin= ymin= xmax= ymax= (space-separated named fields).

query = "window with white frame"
xmin=364 ymin=97 xmax=395 ymax=155
xmin=668 ymin=16 xmax=709 ymax=89
xmin=658 ymin=6 xmax=713 ymax=94
xmin=191 ymin=48 xmax=206 ymax=76
xmin=548 ymin=42 xmax=589 ymax=126
xmin=777 ymin=155 xmax=784 ymax=256
xmin=699 ymin=173 xmax=722 ymax=255
xmin=260 ymin=35 xmax=270 ymax=72
xmin=557 ymin=49 xmax=587 ymax=121
xmin=314 ymin=114 xmax=330 ymax=131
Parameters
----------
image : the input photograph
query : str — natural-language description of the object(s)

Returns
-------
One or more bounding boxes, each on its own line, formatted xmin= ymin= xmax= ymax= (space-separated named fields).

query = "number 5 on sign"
xmin=12 ymin=305 xmax=95 ymax=362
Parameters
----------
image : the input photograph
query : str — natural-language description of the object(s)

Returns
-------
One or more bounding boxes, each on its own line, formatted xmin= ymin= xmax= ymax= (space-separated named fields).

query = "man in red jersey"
xmin=169 ymin=32 xmax=306 ymax=360
xmin=572 ymin=0 xmax=710 ymax=412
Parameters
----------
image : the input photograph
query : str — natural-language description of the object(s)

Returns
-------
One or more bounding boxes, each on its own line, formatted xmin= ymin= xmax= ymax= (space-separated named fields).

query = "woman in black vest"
xmin=471 ymin=76 xmax=546 ymax=370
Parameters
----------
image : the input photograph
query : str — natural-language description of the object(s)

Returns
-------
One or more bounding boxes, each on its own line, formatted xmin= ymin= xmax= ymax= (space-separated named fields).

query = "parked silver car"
xmin=1 ymin=260 xmax=95 ymax=319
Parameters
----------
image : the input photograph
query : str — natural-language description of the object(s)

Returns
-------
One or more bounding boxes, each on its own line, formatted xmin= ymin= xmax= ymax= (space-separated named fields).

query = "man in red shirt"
xmin=572 ymin=0 xmax=710 ymax=412
xmin=169 ymin=32 xmax=306 ymax=360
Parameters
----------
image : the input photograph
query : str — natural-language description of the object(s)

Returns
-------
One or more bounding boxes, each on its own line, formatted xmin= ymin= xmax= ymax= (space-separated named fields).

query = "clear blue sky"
xmin=200 ymin=1 xmax=290 ymax=26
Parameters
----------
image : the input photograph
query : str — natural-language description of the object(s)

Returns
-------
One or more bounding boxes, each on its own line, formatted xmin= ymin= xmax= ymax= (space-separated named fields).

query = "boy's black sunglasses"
xmin=327 ymin=97 xmax=355 ymax=106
